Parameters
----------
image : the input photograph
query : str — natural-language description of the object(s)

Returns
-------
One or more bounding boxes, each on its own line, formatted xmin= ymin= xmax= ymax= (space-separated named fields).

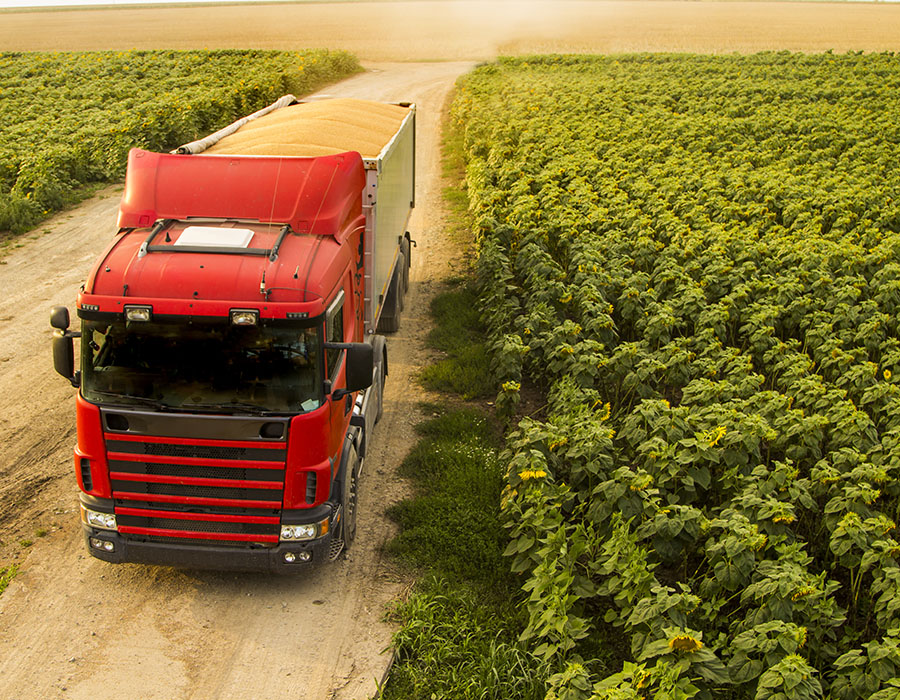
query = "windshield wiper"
xmin=180 ymin=401 xmax=272 ymax=415
xmin=87 ymin=390 xmax=167 ymax=409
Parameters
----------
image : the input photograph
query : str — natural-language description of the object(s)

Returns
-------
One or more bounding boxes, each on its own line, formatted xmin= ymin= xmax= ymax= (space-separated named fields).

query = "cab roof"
xmin=116 ymin=148 xmax=365 ymax=234
xmin=91 ymin=147 xmax=366 ymax=312
xmin=86 ymin=219 xmax=355 ymax=309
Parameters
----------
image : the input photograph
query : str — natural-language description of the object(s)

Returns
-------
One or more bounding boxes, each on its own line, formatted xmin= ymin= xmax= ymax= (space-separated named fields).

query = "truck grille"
xmin=105 ymin=433 xmax=286 ymax=544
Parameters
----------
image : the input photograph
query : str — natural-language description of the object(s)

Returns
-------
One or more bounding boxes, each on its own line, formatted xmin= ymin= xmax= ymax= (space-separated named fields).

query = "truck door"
xmin=325 ymin=288 xmax=349 ymax=456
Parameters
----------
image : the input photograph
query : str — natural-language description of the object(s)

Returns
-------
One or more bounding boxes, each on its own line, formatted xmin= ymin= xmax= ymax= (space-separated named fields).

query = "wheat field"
xmin=1 ymin=1 xmax=900 ymax=59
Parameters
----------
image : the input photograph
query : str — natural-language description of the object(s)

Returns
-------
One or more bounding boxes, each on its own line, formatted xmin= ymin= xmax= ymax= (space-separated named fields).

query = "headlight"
xmin=124 ymin=305 xmax=152 ymax=322
xmin=81 ymin=506 xmax=117 ymax=531
xmin=230 ymin=309 xmax=259 ymax=326
xmin=90 ymin=537 xmax=116 ymax=552
xmin=280 ymin=518 xmax=329 ymax=541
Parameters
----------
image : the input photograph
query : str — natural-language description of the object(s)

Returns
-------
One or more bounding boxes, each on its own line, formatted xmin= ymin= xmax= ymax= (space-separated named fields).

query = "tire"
xmin=341 ymin=446 xmax=360 ymax=550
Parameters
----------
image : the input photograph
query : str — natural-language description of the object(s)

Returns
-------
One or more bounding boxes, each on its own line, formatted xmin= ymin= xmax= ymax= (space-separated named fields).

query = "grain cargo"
xmin=204 ymin=97 xmax=411 ymax=158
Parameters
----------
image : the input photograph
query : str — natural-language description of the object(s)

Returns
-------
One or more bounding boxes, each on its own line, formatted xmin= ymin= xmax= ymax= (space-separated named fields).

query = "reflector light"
xmin=230 ymin=309 xmax=259 ymax=326
xmin=124 ymin=305 xmax=152 ymax=322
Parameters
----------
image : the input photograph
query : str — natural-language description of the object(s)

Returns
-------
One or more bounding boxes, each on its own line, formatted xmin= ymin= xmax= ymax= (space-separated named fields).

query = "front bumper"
xmin=80 ymin=496 xmax=341 ymax=573
xmin=82 ymin=528 xmax=338 ymax=572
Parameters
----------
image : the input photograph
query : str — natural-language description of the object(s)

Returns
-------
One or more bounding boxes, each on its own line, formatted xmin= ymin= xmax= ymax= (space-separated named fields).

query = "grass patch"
xmin=0 ymin=564 xmax=19 ymax=597
xmin=419 ymin=280 xmax=491 ymax=400
xmin=382 ymin=405 xmax=546 ymax=699
xmin=421 ymin=76 xmax=494 ymax=400
xmin=417 ymin=78 xmax=492 ymax=401
xmin=440 ymin=78 xmax=474 ymax=248
xmin=386 ymin=405 xmax=503 ymax=584
xmin=385 ymin=575 xmax=545 ymax=700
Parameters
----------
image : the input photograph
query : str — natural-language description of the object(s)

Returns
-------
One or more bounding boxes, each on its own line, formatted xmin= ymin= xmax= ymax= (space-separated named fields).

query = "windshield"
xmin=81 ymin=317 xmax=321 ymax=414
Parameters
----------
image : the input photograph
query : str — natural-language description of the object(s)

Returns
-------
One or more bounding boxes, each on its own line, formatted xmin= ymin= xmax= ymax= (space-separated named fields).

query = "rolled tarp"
xmin=173 ymin=94 xmax=298 ymax=155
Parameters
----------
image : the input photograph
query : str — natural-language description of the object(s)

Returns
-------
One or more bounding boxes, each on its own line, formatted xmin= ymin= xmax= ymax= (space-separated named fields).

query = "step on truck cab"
xmin=51 ymin=97 xmax=415 ymax=571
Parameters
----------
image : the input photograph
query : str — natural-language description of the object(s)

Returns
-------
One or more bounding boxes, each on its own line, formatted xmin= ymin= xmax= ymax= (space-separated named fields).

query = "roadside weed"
xmin=420 ymin=280 xmax=491 ymax=399
xmin=382 ymin=406 xmax=547 ymax=699
xmin=0 ymin=564 xmax=19 ymax=597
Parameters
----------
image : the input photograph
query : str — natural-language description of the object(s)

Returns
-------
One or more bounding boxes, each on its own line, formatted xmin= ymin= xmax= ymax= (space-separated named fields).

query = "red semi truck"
xmin=51 ymin=97 xmax=414 ymax=571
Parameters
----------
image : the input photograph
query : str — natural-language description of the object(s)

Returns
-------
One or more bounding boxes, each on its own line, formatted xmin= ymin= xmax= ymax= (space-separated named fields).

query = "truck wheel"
xmin=341 ymin=446 xmax=360 ymax=550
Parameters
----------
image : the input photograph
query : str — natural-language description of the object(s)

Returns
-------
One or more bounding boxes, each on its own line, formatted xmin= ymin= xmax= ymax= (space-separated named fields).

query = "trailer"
xmin=51 ymin=96 xmax=415 ymax=571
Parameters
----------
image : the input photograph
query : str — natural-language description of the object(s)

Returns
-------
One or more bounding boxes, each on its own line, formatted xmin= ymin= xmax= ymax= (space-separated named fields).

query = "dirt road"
xmin=0 ymin=60 xmax=472 ymax=700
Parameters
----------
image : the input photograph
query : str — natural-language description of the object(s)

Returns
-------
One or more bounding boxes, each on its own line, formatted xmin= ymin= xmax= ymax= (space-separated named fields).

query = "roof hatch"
xmin=175 ymin=226 xmax=255 ymax=249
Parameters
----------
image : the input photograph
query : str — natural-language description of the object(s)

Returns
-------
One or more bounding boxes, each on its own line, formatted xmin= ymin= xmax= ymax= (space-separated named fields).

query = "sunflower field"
xmin=455 ymin=52 xmax=900 ymax=698
xmin=0 ymin=49 xmax=360 ymax=234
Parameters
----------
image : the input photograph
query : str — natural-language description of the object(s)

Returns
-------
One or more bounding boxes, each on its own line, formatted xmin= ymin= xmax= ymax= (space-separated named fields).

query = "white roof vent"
xmin=175 ymin=226 xmax=255 ymax=248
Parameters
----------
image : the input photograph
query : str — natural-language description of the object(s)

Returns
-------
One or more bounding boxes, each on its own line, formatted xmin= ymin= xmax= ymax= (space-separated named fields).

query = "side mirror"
xmin=51 ymin=305 xmax=70 ymax=331
xmin=325 ymin=342 xmax=374 ymax=398
xmin=344 ymin=343 xmax=374 ymax=393
xmin=50 ymin=306 xmax=80 ymax=387
xmin=53 ymin=333 xmax=75 ymax=384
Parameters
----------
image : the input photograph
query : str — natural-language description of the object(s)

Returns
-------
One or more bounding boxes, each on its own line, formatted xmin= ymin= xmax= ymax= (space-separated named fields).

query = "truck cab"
xmin=51 ymin=98 xmax=414 ymax=571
